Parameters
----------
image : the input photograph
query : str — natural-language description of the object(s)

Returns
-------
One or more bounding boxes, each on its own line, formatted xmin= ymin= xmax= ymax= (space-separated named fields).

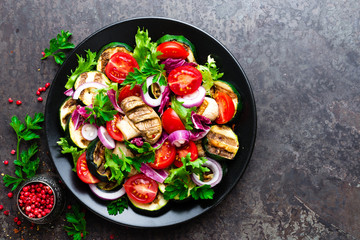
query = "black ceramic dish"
xmin=45 ymin=17 xmax=257 ymax=228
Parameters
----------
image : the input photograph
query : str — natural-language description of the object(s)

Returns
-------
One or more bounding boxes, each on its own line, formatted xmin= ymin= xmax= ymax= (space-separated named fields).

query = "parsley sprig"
xmin=64 ymin=204 xmax=88 ymax=240
xmin=122 ymin=28 xmax=166 ymax=93
xmin=65 ymin=50 xmax=98 ymax=89
xmin=57 ymin=138 xmax=85 ymax=172
xmin=107 ymin=196 xmax=129 ymax=216
xmin=3 ymin=113 xmax=44 ymax=191
xmin=42 ymin=30 xmax=75 ymax=65
xmin=85 ymin=90 xmax=118 ymax=126
xmin=164 ymin=154 xmax=214 ymax=200
xmin=124 ymin=140 xmax=157 ymax=164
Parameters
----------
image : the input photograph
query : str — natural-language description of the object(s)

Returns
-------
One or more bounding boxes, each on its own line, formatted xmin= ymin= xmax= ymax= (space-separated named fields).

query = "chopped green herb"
xmin=42 ymin=30 xmax=75 ymax=65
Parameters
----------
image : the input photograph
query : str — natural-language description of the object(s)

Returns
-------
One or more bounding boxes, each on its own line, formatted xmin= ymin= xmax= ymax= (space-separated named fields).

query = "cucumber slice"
xmin=129 ymin=192 xmax=169 ymax=216
xmin=65 ymin=118 xmax=91 ymax=149
xmin=59 ymin=97 xmax=77 ymax=131
xmin=73 ymin=71 xmax=110 ymax=106
xmin=202 ymin=125 xmax=239 ymax=161
xmin=156 ymin=34 xmax=197 ymax=62
xmin=96 ymin=42 xmax=133 ymax=73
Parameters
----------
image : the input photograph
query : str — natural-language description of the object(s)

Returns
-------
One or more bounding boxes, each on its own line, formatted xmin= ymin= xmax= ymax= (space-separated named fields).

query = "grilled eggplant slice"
xmin=120 ymin=96 xmax=162 ymax=144
xmin=203 ymin=125 xmax=239 ymax=160
xmin=86 ymin=139 xmax=111 ymax=182
xmin=59 ymin=97 xmax=77 ymax=131
xmin=65 ymin=118 xmax=91 ymax=149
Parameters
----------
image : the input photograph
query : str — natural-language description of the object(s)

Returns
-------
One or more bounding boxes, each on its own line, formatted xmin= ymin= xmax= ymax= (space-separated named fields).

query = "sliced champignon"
xmin=120 ymin=96 xmax=162 ymax=144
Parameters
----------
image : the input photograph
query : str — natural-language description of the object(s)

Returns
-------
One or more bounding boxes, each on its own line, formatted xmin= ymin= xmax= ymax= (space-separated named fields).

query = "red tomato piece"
xmin=161 ymin=108 xmax=185 ymax=134
xmin=118 ymin=84 xmax=141 ymax=104
xmin=124 ymin=174 xmax=158 ymax=204
xmin=105 ymin=52 xmax=139 ymax=83
xmin=76 ymin=152 xmax=100 ymax=184
xmin=215 ymin=92 xmax=235 ymax=124
xmin=168 ymin=66 xmax=202 ymax=96
xmin=156 ymin=41 xmax=189 ymax=60
xmin=174 ymin=141 xmax=198 ymax=167
xmin=148 ymin=139 xmax=176 ymax=169
xmin=106 ymin=113 xmax=124 ymax=142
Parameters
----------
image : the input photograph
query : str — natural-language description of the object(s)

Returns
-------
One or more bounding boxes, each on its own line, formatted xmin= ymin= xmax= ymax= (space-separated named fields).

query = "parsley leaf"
xmin=190 ymin=184 xmax=214 ymax=200
xmin=57 ymin=138 xmax=85 ymax=172
xmin=65 ymin=50 xmax=97 ymax=89
xmin=124 ymin=140 xmax=156 ymax=169
xmin=104 ymin=148 xmax=127 ymax=184
xmin=42 ymin=30 xmax=75 ymax=65
xmin=197 ymin=55 xmax=224 ymax=94
xmin=3 ymin=113 xmax=43 ymax=191
xmin=64 ymin=204 xmax=88 ymax=240
xmin=122 ymin=28 xmax=166 ymax=93
xmin=85 ymin=90 xmax=117 ymax=126
xmin=107 ymin=197 xmax=128 ymax=216
xmin=170 ymin=96 xmax=196 ymax=130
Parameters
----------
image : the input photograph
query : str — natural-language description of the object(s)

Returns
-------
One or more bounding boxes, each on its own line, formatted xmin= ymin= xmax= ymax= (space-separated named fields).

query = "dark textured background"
xmin=1 ymin=0 xmax=359 ymax=239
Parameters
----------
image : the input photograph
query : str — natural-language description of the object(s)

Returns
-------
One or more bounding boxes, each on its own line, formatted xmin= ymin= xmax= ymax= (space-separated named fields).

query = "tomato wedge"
xmin=161 ymin=108 xmax=185 ymax=134
xmin=124 ymin=174 xmax=158 ymax=204
xmin=174 ymin=141 xmax=198 ymax=167
xmin=148 ymin=139 xmax=176 ymax=169
xmin=156 ymin=41 xmax=189 ymax=60
xmin=215 ymin=92 xmax=235 ymax=124
xmin=106 ymin=113 xmax=124 ymax=141
xmin=76 ymin=152 xmax=100 ymax=184
xmin=105 ymin=52 xmax=139 ymax=83
xmin=118 ymin=84 xmax=141 ymax=104
xmin=168 ymin=65 xmax=202 ymax=96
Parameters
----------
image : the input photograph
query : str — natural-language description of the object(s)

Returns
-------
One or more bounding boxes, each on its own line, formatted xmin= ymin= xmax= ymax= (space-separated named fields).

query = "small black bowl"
xmin=17 ymin=173 xmax=66 ymax=224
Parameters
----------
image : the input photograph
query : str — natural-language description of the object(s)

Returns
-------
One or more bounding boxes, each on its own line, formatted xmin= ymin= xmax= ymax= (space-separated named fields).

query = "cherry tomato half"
xmin=215 ymin=92 xmax=235 ymax=124
xmin=148 ymin=139 xmax=176 ymax=170
xmin=168 ymin=65 xmax=202 ymax=96
xmin=123 ymin=174 xmax=158 ymax=204
xmin=106 ymin=113 xmax=124 ymax=142
xmin=174 ymin=141 xmax=198 ymax=167
xmin=105 ymin=52 xmax=139 ymax=83
xmin=156 ymin=41 xmax=189 ymax=60
xmin=76 ymin=152 xmax=100 ymax=184
xmin=118 ymin=84 xmax=141 ymax=104
xmin=161 ymin=108 xmax=185 ymax=134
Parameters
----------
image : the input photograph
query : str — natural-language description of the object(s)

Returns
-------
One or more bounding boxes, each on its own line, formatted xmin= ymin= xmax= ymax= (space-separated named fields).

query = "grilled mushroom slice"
xmin=120 ymin=96 xmax=162 ymax=144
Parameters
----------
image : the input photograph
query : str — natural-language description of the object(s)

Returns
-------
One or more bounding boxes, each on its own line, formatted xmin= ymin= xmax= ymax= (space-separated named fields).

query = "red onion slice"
xmin=97 ymin=126 xmax=115 ymax=149
xmin=151 ymin=132 xmax=169 ymax=149
xmin=107 ymin=89 xmax=125 ymax=114
xmin=191 ymin=158 xmax=223 ymax=188
xmin=141 ymin=75 xmax=166 ymax=107
xmin=168 ymin=130 xmax=190 ymax=147
xmin=73 ymin=82 xmax=108 ymax=100
xmin=140 ymin=163 xmax=169 ymax=183
xmin=71 ymin=108 xmax=83 ymax=130
xmin=81 ymin=124 xmax=98 ymax=141
xmin=64 ymin=88 xmax=74 ymax=97
xmin=176 ymin=86 xmax=206 ymax=108
xmin=88 ymin=184 xmax=125 ymax=201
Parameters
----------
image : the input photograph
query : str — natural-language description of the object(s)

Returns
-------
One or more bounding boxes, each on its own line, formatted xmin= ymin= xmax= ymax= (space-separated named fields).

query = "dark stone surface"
xmin=0 ymin=0 xmax=359 ymax=239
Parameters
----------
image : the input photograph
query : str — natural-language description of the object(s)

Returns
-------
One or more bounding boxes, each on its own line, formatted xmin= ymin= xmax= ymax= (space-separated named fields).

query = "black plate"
xmin=45 ymin=17 xmax=257 ymax=228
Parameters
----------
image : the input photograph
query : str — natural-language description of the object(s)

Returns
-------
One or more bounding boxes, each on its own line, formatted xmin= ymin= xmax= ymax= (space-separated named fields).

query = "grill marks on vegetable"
xmin=120 ymin=96 xmax=162 ymax=145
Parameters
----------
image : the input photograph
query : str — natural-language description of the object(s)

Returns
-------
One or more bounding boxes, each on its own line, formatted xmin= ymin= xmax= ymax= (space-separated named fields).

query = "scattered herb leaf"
xmin=42 ymin=30 xmax=75 ymax=65
xmin=64 ymin=204 xmax=88 ymax=240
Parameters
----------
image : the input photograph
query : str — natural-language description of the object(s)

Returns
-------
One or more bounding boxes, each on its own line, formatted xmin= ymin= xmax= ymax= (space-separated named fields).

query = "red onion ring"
xmin=191 ymin=158 xmax=223 ymax=188
xmin=107 ymin=89 xmax=125 ymax=114
xmin=168 ymin=130 xmax=190 ymax=147
xmin=88 ymin=184 xmax=125 ymax=201
xmin=97 ymin=126 xmax=115 ymax=149
xmin=73 ymin=82 xmax=108 ymax=100
xmin=176 ymin=86 xmax=206 ymax=108
xmin=141 ymin=75 xmax=166 ymax=107
xmin=64 ymin=88 xmax=74 ymax=97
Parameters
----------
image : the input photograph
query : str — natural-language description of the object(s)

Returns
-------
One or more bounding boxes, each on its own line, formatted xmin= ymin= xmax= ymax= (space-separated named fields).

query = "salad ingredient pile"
xmin=57 ymin=28 xmax=242 ymax=215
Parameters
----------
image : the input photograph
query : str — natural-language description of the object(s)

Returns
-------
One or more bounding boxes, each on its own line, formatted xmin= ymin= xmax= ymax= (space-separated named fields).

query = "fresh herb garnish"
xmin=64 ymin=204 xmax=88 ymax=240
xmin=85 ymin=90 xmax=118 ymax=126
xmin=170 ymin=96 xmax=196 ymax=130
xmin=197 ymin=55 xmax=224 ymax=94
xmin=164 ymin=153 xmax=213 ymax=200
xmin=107 ymin=196 xmax=128 ymax=216
xmin=65 ymin=49 xmax=97 ymax=89
xmin=42 ymin=30 xmax=75 ymax=65
xmin=57 ymin=138 xmax=85 ymax=172
xmin=3 ymin=113 xmax=44 ymax=191
xmin=122 ymin=28 xmax=166 ymax=93
xmin=124 ymin=140 xmax=157 ymax=165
